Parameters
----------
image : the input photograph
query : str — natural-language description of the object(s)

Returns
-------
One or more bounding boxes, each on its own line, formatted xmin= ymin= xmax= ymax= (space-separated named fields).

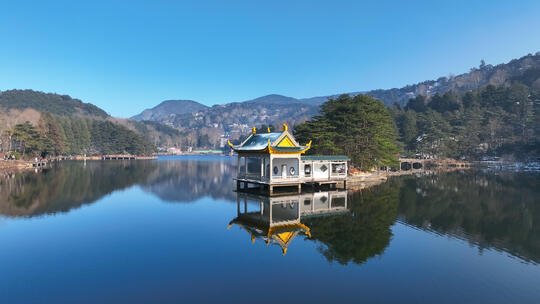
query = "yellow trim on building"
xmin=277 ymin=136 xmax=296 ymax=147
xmin=268 ymin=145 xmax=311 ymax=154
xmin=275 ymin=231 xmax=295 ymax=244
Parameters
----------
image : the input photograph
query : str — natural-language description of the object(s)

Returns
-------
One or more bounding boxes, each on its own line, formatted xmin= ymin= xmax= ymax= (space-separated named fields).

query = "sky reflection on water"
xmin=0 ymin=156 xmax=539 ymax=303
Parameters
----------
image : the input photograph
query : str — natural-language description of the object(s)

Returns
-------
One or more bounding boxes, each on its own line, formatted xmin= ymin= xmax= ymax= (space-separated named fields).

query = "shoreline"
xmin=346 ymin=166 xmax=472 ymax=190
xmin=0 ymin=160 xmax=37 ymax=172
xmin=0 ymin=154 xmax=157 ymax=173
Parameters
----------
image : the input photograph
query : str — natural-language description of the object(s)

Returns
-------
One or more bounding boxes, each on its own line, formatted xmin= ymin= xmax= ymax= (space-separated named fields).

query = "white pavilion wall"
xmin=271 ymin=157 xmax=299 ymax=178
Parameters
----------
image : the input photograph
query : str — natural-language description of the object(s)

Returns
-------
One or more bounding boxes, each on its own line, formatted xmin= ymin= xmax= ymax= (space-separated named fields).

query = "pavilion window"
xmin=331 ymin=163 xmax=346 ymax=174
xmin=331 ymin=196 xmax=346 ymax=208
xmin=247 ymin=157 xmax=261 ymax=176
xmin=304 ymin=164 xmax=311 ymax=177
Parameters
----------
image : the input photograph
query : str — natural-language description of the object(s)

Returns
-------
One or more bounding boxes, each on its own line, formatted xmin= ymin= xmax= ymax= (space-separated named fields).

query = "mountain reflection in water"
xmin=0 ymin=157 xmax=538 ymax=265
xmin=0 ymin=156 xmax=236 ymax=217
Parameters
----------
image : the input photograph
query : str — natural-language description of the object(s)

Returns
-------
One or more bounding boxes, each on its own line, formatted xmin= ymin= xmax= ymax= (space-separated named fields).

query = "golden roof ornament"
xmin=282 ymin=123 xmax=288 ymax=131
xmin=252 ymin=126 xmax=256 ymax=134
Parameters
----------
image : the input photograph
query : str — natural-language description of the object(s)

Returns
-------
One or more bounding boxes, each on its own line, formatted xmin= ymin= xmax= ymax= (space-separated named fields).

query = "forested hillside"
xmin=0 ymin=89 xmax=108 ymax=118
xmin=290 ymin=56 xmax=539 ymax=164
xmin=0 ymin=90 xmax=156 ymax=157
xmin=131 ymin=53 xmax=539 ymax=152
xmin=131 ymin=94 xmax=321 ymax=149
xmin=131 ymin=99 xmax=208 ymax=121
xmin=1 ymin=112 xmax=154 ymax=158
xmin=130 ymin=119 xmax=187 ymax=148
xmin=391 ymin=67 xmax=540 ymax=160
xmin=171 ymin=95 xmax=317 ymax=132
xmin=368 ymin=53 xmax=540 ymax=106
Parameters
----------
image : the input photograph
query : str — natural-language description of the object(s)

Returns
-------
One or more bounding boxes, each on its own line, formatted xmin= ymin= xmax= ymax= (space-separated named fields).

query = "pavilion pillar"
xmin=269 ymin=155 xmax=273 ymax=184
xmin=260 ymin=157 xmax=264 ymax=180
xmin=237 ymin=156 xmax=241 ymax=177
xmin=269 ymin=201 xmax=273 ymax=225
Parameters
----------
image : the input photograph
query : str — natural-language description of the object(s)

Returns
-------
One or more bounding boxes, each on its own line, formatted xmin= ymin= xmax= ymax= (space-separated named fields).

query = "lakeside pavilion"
xmin=228 ymin=124 xmax=349 ymax=195
xmin=228 ymin=190 xmax=348 ymax=255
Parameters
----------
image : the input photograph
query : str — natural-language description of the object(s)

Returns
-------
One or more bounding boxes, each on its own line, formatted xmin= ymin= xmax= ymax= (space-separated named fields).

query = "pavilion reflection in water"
xmin=228 ymin=191 xmax=348 ymax=255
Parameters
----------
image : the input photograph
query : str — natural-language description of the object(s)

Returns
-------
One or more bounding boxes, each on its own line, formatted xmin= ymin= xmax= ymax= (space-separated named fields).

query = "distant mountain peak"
xmin=131 ymin=99 xmax=208 ymax=121
xmin=243 ymin=94 xmax=299 ymax=104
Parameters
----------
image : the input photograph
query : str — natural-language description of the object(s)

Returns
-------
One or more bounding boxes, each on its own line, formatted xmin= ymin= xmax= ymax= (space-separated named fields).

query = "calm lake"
xmin=0 ymin=156 xmax=539 ymax=303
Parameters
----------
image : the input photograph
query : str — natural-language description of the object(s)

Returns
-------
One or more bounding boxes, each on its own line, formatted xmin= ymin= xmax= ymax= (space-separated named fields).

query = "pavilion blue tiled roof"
xmin=234 ymin=132 xmax=282 ymax=151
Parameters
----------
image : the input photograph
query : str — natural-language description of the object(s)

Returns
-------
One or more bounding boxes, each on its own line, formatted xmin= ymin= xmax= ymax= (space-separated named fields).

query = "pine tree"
xmin=294 ymin=94 xmax=399 ymax=170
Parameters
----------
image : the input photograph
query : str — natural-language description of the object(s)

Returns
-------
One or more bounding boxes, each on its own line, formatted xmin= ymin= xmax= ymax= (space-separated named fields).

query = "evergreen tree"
xmin=38 ymin=112 xmax=65 ymax=155
xmin=295 ymin=94 xmax=399 ymax=170
xmin=399 ymin=110 xmax=419 ymax=151
xmin=393 ymin=78 xmax=540 ymax=159
xmin=12 ymin=121 xmax=44 ymax=158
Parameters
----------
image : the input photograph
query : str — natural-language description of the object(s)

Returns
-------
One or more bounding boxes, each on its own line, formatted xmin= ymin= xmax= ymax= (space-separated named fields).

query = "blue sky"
xmin=1 ymin=0 xmax=539 ymax=117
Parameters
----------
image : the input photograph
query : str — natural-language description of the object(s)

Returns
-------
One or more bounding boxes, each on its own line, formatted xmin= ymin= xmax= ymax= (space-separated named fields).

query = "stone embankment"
xmin=346 ymin=172 xmax=389 ymax=189
xmin=346 ymin=159 xmax=472 ymax=190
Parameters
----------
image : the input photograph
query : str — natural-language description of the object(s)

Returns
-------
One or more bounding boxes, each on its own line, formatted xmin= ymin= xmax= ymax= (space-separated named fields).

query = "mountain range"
xmin=131 ymin=52 xmax=540 ymax=147
xmin=1 ymin=52 xmax=538 ymax=152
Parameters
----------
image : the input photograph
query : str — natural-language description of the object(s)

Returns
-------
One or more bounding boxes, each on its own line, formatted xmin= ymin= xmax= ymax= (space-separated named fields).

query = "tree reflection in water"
xmin=306 ymin=170 xmax=539 ymax=265
xmin=1 ymin=159 xmax=538 ymax=265
xmin=0 ymin=161 xmax=157 ymax=217
xmin=303 ymin=179 xmax=400 ymax=264
xmin=0 ymin=157 xmax=237 ymax=217
xmin=231 ymin=170 xmax=540 ymax=266
xmin=397 ymin=170 xmax=540 ymax=264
